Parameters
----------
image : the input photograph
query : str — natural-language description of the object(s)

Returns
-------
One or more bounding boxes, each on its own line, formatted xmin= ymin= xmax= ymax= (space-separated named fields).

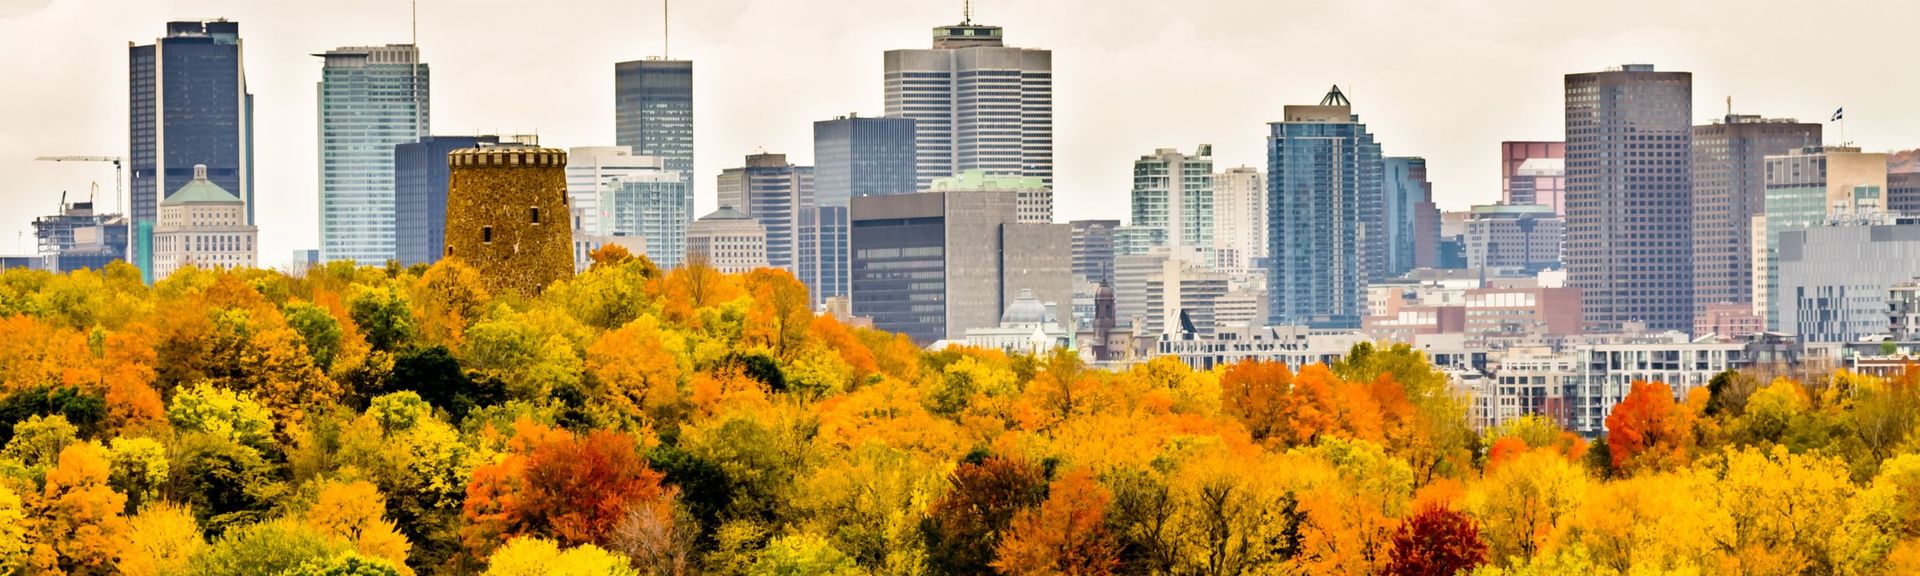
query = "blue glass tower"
xmin=814 ymin=115 xmax=918 ymax=205
xmin=394 ymin=135 xmax=499 ymax=266
xmin=614 ymin=59 xmax=694 ymax=189
xmin=318 ymin=45 xmax=429 ymax=265
xmin=130 ymin=19 xmax=254 ymax=281
xmin=1267 ymin=86 xmax=1383 ymax=329
xmin=1383 ymin=157 xmax=1430 ymax=279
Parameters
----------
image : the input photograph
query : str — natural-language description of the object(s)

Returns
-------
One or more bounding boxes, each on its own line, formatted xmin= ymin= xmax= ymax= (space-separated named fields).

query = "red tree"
xmin=1605 ymin=381 xmax=1693 ymax=474
xmin=925 ymin=456 xmax=1050 ymax=574
xmin=994 ymin=470 xmax=1118 ymax=576
xmin=1385 ymin=505 xmax=1488 ymax=576
xmin=463 ymin=426 xmax=669 ymax=556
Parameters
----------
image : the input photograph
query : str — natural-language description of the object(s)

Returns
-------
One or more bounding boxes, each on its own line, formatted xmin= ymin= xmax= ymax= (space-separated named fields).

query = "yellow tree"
xmin=1560 ymin=472 xmax=1711 ymax=573
xmin=1697 ymin=446 xmax=1853 ymax=574
xmin=33 ymin=442 xmax=131 ymax=575
xmin=305 ymin=479 xmax=414 ymax=571
xmin=1469 ymin=448 xmax=1587 ymax=567
xmin=1294 ymin=438 xmax=1415 ymax=575
xmin=585 ymin=314 xmax=688 ymax=419
xmin=117 ymin=502 xmax=204 ymax=576
xmin=741 ymin=269 xmax=812 ymax=358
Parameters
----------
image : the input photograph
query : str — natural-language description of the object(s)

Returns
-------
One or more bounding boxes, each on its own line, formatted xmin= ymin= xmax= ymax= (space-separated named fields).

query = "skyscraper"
xmin=614 ymin=60 xmax=694 ymax=188
xmin=1211 ymin=166 xmax=1266 ymax=277
xmin=1690 ymin=114 xmax=1819 ymax=320
xmin=1070 ymin=219 xmax=1120 ymax=285
xmin=566 ymin=146 xmax=673 ymax=238
xmin=930 ymin=170 xmax=1052 ymax=224
xmin=394 ymin=135 xmax=499 ymax=266
xmin=1131 ymin=146 xmax=1215 ymax=266
xmin=717 ymin=153 xmax=815 ymax=273
xmin=1500 ymin=141 xmax=1564 ymax=213
xmin=318 ymin=44 xmax=429 ymax=265
xmin=1564 ymin=65 xmax=1692 ymax=332
xmin=1268 ymin=87 xmax=1383 ymax=329
xmin=1760 ymin=146 xmax=1887 ymax=327
xmin=130 ymin=20 xmax=254 ymax=279
xmin=884 ymin=16 xmax=1052 ymax=189
xmin=1383 ymin=157 xmax=1433 ymax=279
xmin=814 ymin=114 xmax=917 ymax=205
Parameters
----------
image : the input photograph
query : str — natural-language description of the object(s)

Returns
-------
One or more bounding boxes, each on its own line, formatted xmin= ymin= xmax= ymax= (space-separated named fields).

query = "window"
xmin=530 ymin=207 xmax=541 ymax=225
xmin=482 ymin=226 xmax=493 ymax=244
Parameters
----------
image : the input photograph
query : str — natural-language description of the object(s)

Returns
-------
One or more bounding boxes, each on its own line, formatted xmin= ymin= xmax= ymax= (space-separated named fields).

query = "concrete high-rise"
xmin=1131 ymin=146 xmax=1215 ymax=266
xmin=1211 ymin=166 xmax=1266 ymax=277
xmin=1070 ymin=219 xmax=1119 ymax=285
xmin=1564 ymin=65 xmax=1693 ymax=332
xmin=1465 ymin=204 xmax=1564 ymax=275
xmin=1501 ymin=141 xmax=1564 ymax=214
xmin=614 ymin=60 xmax=694 ymax=188
xmin=1690 ymin=114 xmax=1820 ymax=320
xmin=717 ymin=153 xmax=815 ymax=273
xmin=884 ymin=17 xmax=1052 ymax=189
xmin=814 ymin=114 xmax=918 ymax=205
xmin=1268 ymin=86 xmax=1383 ymax=329
xmin=130 ymin=20 xmax=255 ymax=279
xmin=394 ymin=135 xmax=499 ymax=266
xmin=850 ymin=190 xmax=1070 ymax=344
xmin=317 ymin=44 xmax=429 ymax=265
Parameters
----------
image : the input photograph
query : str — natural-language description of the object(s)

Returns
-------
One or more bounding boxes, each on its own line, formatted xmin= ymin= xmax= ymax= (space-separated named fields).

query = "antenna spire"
xmin=964 ymin=0 xmax=972 ymax=24
xmin=664 ymin=0 xmax=670 ymax=59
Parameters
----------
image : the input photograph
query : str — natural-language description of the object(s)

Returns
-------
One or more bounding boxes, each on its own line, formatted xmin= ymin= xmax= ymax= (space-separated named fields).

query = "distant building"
xmin=960 ymin=289 xmax=1073 ymax=355
xmin=1212 ymin=166 xmax=1267 ymax=277
xmin=718 ymin=153 xmax=815 ymax=273
xmin=317 ymin=44 xmax=429 ymax=264
xmin=601 ymin=172 xmax=691 ymax=268
xmin=884 ymin=16 xmax=1052 ymax=189
xmin=395 ymin=135 xmax=498 ymax=266
xmin=1565 ymin=64 xmax=1693 ymax=332
xmin=1464 ymin=204 xmax=1563 ymax=274
xmin=152 ymin=165 xmax=256 ymax=280
xmin=814 ymin=114 xmax=917 ymax=204
xmin=1131 ymin=146 xmax=1215 ymax=266
xmin=444 ymin=146 xmax=572 ymax=296
xmin=1761 ymin=146 xmax=1888 ymax=327
xmin=131 ymin=19 xmax=255 ymax=230
xmin=1696 ymin=302 xmax=1765 ymax=341
xmin=32 ymin=199 xmax=118 ymax=270
xmin=1269 ymin=86 xmax=1382 ymax=329
xmin=1889 ymin=171 xmax=1920 ymax=216
xmin=1156 ymin=325 xmax=1370 ymax=372
xmin=1500 ymin=141 xmax=1565 ymax=214
xmin=1777 ymin=218 xmax=1920 ymax=343
xmin=614 ymin=59 xmax=694 ymax=189
xmin=1889 ymin=281 xmax=1920 ymax=341
xmin=566 ymin=146 xmax=673 ymax=238
xmin=1383 ymin=157 xmax=1433 ymax=278
xmin=1143 ymin=258 xmax=1230 ymax=336
xmin=1691 ymin=114 xmax=1819 ymax=321
xmin=1438 ymin=210 xmax=1470 ymax=269
xmin=688 ymin=207 xmax=769 ymax=274
xmin=929 ymin=169 xmax=1052 ymax=224
xmin=1069 ymin=219 xmax=1119 ymax=285
xmin=1113 ymin=251 xmax=1167 ymax=331
xmin=850 ymin=190 xmax=1071 ymax=344
xmin=797 ymin=205 xmax=851 ymax=307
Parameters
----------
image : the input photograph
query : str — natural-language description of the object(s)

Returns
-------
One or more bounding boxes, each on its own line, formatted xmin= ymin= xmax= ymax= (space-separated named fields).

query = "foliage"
xmin=1387 ymin=505 xmax=1488 ymax=576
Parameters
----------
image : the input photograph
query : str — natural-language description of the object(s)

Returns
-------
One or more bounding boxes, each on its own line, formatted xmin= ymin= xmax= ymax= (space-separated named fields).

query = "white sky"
xmin=1 ymin=0 xmax=1914 ymax=267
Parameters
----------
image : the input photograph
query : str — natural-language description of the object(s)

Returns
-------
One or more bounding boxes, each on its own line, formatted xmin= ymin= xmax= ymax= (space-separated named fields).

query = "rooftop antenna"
xmin=664 ymin=0 xmax=670 ymax=59
xmin=964 ymin=0 xmax=971 ymax=24
xmin=412 ymin=0 xmax=424 ymax=142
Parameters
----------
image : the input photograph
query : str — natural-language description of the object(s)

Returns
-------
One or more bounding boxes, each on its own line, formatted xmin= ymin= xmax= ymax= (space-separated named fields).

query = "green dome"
xmin=163 ymin=165 xmax=242 ymax=205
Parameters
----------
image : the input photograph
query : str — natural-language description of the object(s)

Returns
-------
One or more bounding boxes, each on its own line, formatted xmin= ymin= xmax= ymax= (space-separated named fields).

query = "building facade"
xmin=152 ymin=165 xmax=256 ymax=280
xmin=1384 ymin=157 xmax=1433 ymax=279
xmin=718 ymin=153 xmax=816 ymax=275
xmin=1776 ymin=218 xmax=1920 ymax=343
xmin=883 ymin=18 xmax=1052 ymax=189
xmin=1500 ymin=141 xmax=1565 ymax=213
xmin=317 ymin=44 xmax=429 ymax=264
xmin=1564 ymin=65 xmax=1693 ymax=332
xmin=1889 ymin=171 xmax=1920 ymax=216
xmin=1211 ymin=166 xmax=1267 ymax=277
xmin=814 ymin=114 xmax=917 ymax=205
xmin=1268 ymin=86 xmax=1383 ymax=329
xmin=131 ymin=20 xmax=255 ymax=280
xmin=1142 ymin=258 xmax=1231 ymax=336
xmin=444 ymin=146 xmax=573 ymax=296
xmin=614 ymin=59 xmax=694 ymax=189
xmin=1761 ymin=146 xmax=1888 ymax=327
xmin=1069 ymin=219 xmax=1119 ymax=285
xmin=1464 ymin=204 xmax=1563 ymax=274
xmin=688 ymin=207 xmax=769 ymax=274
xmin=566 ymin=146 xmax=674 ymax=238
xmin=394 ymin=135 xmax=499 ymax=266
xmin=929 ymin=169 xmax=1052 ymax=224
xmin=1690 ymin=114 xmax=1820 ymax=322
xmin=601 ymin=172 xmax=691 ymax=268
xmin=1131 ymin=146 xmax=1215 ymax=266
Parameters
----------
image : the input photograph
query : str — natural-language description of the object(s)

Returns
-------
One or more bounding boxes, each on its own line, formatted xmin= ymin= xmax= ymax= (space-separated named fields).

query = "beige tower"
xmin=445 ymin=146 xmax=574 ymax=296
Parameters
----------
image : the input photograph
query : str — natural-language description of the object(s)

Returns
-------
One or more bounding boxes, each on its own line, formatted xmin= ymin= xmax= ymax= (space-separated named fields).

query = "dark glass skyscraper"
xmin=130 ymin=19 xmax=254 ymax=279
xmin=1565 ymin=65 xmax=1692 ymax=332
xmin=614 ymin=59 xmax=694 ymax=188
xmin=814 ymin=115 xmax=918 ymax=205
xmin=394 ymin=135 xmax=498 ymax=266
xmin=1267 ymin=87 xmax=1382 ymax=330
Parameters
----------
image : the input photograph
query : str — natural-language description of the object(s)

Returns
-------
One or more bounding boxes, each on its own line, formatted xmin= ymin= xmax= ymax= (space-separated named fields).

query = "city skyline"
xmin=2 ymin=0 xmax=1911 ymax=265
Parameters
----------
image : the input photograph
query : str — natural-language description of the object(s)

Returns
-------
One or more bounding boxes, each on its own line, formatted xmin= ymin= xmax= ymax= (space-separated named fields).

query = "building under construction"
xmin=31 ymin=194 xmax=127 ymax=272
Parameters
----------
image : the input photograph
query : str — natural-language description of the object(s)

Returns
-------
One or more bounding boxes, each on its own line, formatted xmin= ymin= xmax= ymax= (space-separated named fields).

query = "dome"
xmin=163 ymin=165 xmax=242 ymax=205
xmin=1000 ymin=289 xmax=1056 ymax=326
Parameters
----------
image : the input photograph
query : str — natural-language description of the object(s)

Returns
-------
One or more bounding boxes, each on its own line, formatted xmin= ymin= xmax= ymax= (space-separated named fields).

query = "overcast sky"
xmin=2 ymin=0 xmax=1916 ymax=267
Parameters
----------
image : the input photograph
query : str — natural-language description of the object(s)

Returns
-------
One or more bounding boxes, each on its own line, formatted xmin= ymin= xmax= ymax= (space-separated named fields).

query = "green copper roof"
xmin=928 ymin=169 xmax=1045 ymax=191
xmin=164 ymin=165 xmax=242 ymax=205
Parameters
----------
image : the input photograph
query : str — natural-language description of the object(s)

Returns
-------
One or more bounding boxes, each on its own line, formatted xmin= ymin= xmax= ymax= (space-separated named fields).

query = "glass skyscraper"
xmin=1130 ymin=146 xmax=1215 ymax=267
xmin=614 ymin=60 xmax=694 ymax=189
xmin=602 ymin=173 xmax=692 ymax=269
xmin=318 ymin=44 xmax=429 ymax=264
xmin=814 ymin=115 xmax=918 ymax=205
xmin=884 ymin=18 xmax=1052 ymax=189
xmin=394 ymin=135 xmax=497 ymax=266
xmin=130 ymin=19 xmax=254 ymax=280
xmin=1383 ymin=157 xmax=1432 ymax=279
xmin=1267 ymin=87 xmax=1382 ymax=330
xmin=718 ymin=154 xmax=816 ymax=272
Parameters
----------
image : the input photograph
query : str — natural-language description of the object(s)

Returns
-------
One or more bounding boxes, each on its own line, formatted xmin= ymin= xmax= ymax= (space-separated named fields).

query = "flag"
xmin=1832 ymin=108 xmax=1844 ymax=122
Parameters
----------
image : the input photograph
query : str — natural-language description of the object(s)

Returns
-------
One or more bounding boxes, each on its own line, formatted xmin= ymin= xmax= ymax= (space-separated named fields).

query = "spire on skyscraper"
xmin=1321 ymin=85 xmax=1351 ymax=107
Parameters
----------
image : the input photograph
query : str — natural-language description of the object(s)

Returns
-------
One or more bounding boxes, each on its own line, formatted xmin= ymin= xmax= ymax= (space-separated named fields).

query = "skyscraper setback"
xmin=614 ymin=59 xmax=694 ymax=189
xmin=1564 ymin=65 xmax=1693 ymax=332
xmin=884 ymin=16 xmax=1053 ymax=189
xmin=1267 ymin=87 xmax=1383 ymax=330
xmin=317 ymin=44 xmax=429 ymax=265
xmin=130 ymin=20 xmax=255 ymax=279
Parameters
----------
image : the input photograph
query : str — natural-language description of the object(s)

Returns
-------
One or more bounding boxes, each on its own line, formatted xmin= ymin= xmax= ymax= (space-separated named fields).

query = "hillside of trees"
xmin=1 ymin=248 xmax=1917 ymax=575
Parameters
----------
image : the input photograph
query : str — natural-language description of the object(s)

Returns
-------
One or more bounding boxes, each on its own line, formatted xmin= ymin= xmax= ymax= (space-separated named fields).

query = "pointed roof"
xmin=700 ymin=206 xmax=752 ymax=221
xmin=163 ymin=165 xmax=242 ymax=205
xmin=1320 ymin=85 xmax=1350 ymax=107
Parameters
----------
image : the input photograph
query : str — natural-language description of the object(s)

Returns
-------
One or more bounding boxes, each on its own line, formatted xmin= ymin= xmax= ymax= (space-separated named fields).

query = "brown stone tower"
xmin=445 ymin=145 xmax=574 ymax=296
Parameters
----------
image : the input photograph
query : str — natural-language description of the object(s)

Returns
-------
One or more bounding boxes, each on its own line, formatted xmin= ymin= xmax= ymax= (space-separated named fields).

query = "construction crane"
xmin=34 ymin=156 xmax=125 ymax=214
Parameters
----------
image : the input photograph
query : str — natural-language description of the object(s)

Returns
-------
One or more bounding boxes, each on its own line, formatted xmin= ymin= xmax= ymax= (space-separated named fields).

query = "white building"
xmin=884 ymin=18 xmax=1052 ymax=189
xmin=566 ymin=146 xmax=670 ymax=237
xmin=1131 ymin=146 xmax=1215 ymax=267
xmin=1212 ymin=166 xmax=1267 ymax=277
xmin=961 ymin=288 xmax=1073 ymax=355
xmin=317 ymin=44 xmax=428 ymax=265
xmin=1144 ymin=257 xmax=1230 ymax=336
xmin=687 ymin=207 xmax=770 ymax=274
xmin=153 ymin=165 xmax=257 ymax=280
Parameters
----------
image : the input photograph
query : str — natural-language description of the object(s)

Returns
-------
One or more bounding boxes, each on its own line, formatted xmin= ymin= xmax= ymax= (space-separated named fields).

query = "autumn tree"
xmin=304 ymin=480 xmax=413 ymax=569
xmin=463 ymin=427 xmax=670 ymax=557
xmin=1604 ymin=381 xmax=1694 ymax=475
xmin=31 ymin=442 xmax=131 ymax=575
xmin=481 ymin=536 xmax=638 ymax=576
xmin=741 ymin=269 xmax=813 ymax=358
xmin=118 ymin=502 xmax=203 ymax=576
xmin=1470 ymin=448 xmax=1588 ymax=566
xmin=585 ymin=315 xmax=688 ymax=420
xmin=994 ymin=469 xmax=1119 ymax=576
xmin=1219 ymin=359 xmax=1293 ymax=446
xmin=1386 ymin=505 xmax=1487 ymax=576
xmin=924 ymin=455 xmax=1050 ymax=574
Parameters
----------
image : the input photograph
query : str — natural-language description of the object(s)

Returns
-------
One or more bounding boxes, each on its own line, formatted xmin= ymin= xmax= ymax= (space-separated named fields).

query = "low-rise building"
xmin=687 ymin=207 xmax=769 ymax=274
xmin=152 ymin=165 xmax=257 ymax=280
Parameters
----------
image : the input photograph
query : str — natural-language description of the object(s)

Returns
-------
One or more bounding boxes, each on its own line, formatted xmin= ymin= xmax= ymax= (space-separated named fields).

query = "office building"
xmin=884 ymin=16 xmax=1052 ymax=189
xmin=614 ymin=59 xmax=694 ymax=188
xmin=849 ymin=190 xmax=1070 ymax=344
xmin=930 ymin=169 xmax=1052 ymax=223
xmin=1384 ymin=157 xmax=1434 ymax=278
xmin=1113 ymin=251 xmax=1168 ymax=329
xmin=688 ymin=207 xmax=769 ymax=274
xmin=32 ymin=199 xmax=114 ymax=266
xmin=445 ymin=146 xmax=572 ymax=296
xmin=1776 ymin=217 xmax=1920 ymax=343
xmin=1131 ymin=146 xmax=1214 ymax=266
xmin=317 ymin=44 xmax=429 ymax=264
xmin=1464 ymin=204 xmax=1563 ymax=274
xmin=1500 ymin=141 xmax=1564 ymax=213
xmin=1268 ymin=86 xmax=1383 ymax=329
xmin=1891 ymin=171 xmax=1920 ymax=216
xmin=798 ymin=205 xmax=851 ymax=307
xmin=814 ymin=114 xmax=917 ymax=205
xmin=152 ymin=165 xmax=256 ymax=280
xmin=1761 ymin=146 xmax=1888 ymax=327
xmin=567 ymin=146 xmax=675 ymax=238
xmin=131 ymin=19 xmax=254 ymax=280
xmin=601 ymin=172 xmax=691 ymax=268
xmin=1070 ymin=219 xmax=1119 ymax=285
xmin=1691 ymin=114 xmax=1819 ymax=322
xmin=717 ymin=153 xmax=815 ymax=273
xmin=1564 ymin=65 xmax=1693 ymax=332
xmin=1212 ymin=166 xmax=1267 ymax=277
xmin=1143 ymin=258 xmax=1231 ymax=335
xmin=395 ymin=135 xmax=499 ymax=266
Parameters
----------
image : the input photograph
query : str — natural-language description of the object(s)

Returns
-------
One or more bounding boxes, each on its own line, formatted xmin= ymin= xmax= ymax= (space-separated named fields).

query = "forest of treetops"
xmin=0 ymin=246 xmax=1918 ymax=575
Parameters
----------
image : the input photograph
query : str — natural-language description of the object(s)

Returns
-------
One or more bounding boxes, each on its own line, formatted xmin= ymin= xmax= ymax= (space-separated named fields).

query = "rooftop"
xmin=163 ymin=165 xmax=242 ymax=205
